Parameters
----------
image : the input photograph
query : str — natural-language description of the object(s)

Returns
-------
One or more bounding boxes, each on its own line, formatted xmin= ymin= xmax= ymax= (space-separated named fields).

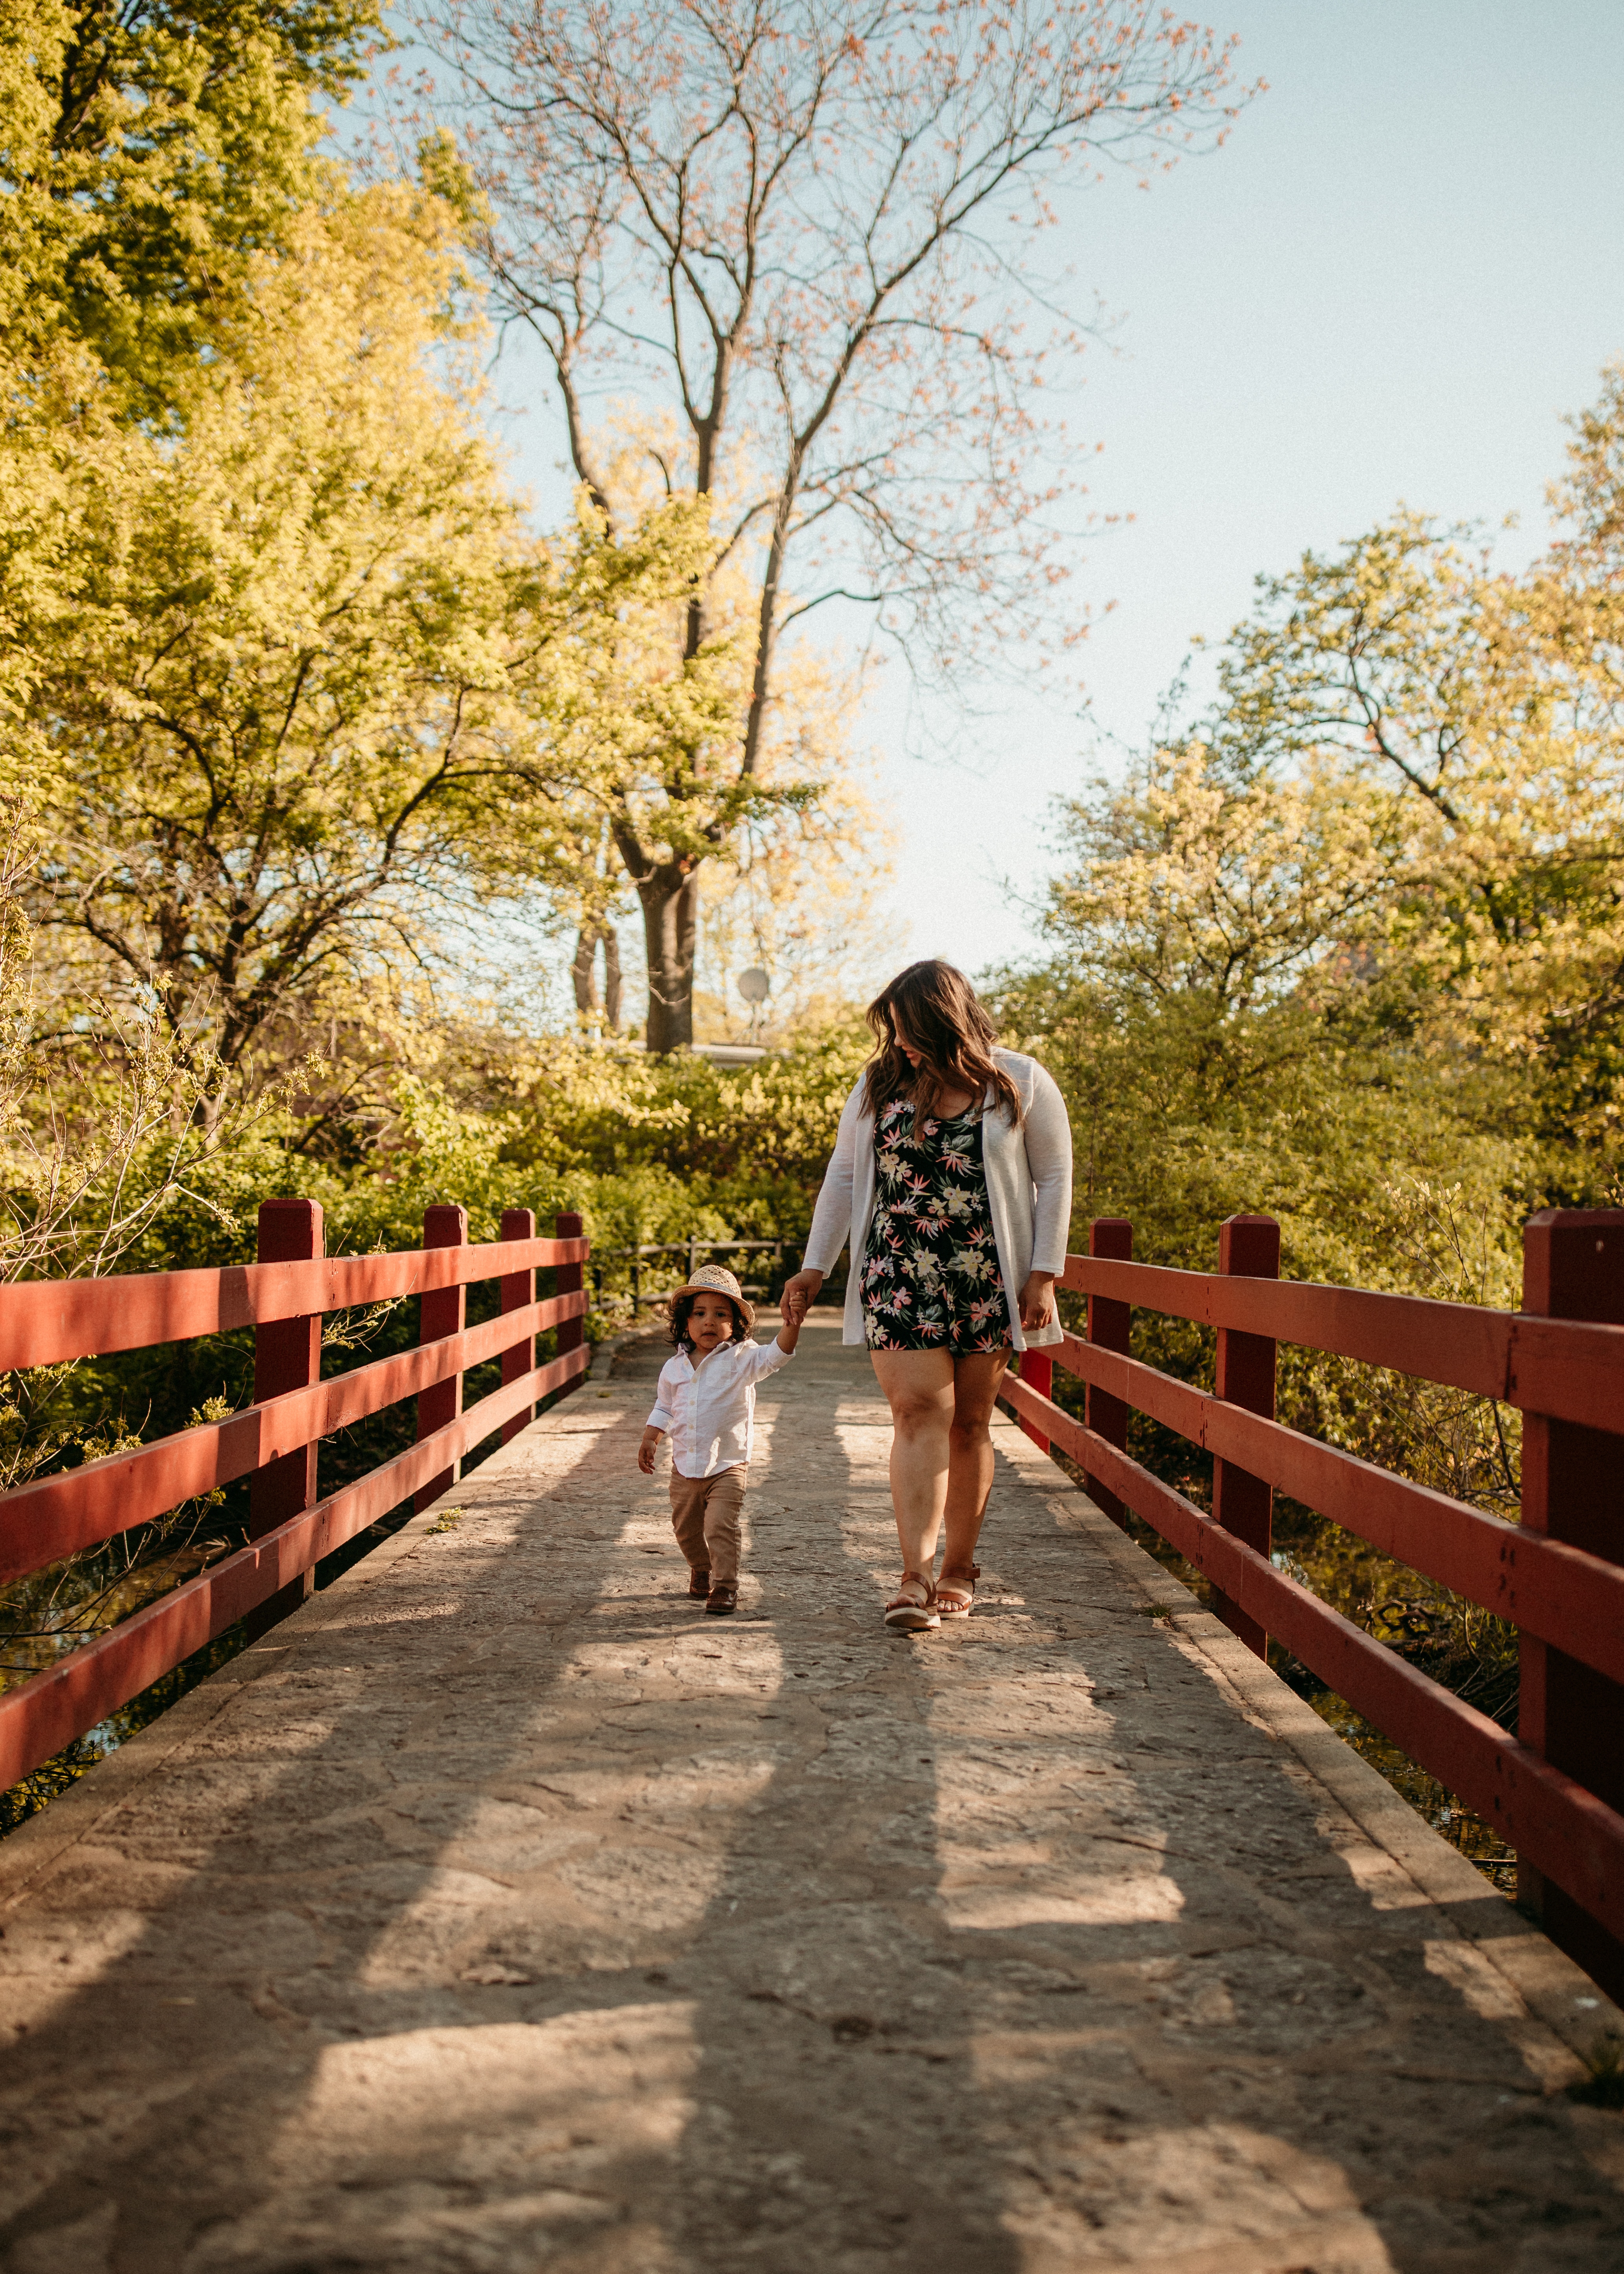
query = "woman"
xmin=781 ymin=960 xmax=1072 ymax=1632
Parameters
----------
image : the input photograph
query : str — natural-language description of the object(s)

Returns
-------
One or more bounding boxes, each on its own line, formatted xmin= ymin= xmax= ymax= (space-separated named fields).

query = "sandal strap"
xmin=887 ymin=1571 xmax=935 ymax=1609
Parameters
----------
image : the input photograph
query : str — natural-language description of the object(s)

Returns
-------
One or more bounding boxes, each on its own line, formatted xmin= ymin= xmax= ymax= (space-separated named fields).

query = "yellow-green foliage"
xmin=96 ymin=1020 xmax=871 ymax=1284
xmin=16 ymin=180 xmax=755 ymax=1077
xmin=0 ymin=0 xmax=381 ymax=398
xmin=998 ymin=360 xmax=1624 ymax=1438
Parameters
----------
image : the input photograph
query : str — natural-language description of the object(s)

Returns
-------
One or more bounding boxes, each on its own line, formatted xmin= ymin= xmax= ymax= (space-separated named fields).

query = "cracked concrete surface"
xmin=2 ymin=1314 xmax=1623 ymax=2272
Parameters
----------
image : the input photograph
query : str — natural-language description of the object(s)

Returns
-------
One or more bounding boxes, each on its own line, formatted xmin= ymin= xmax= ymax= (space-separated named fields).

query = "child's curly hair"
xmin=668 ymin=1289 xmax=749 ymax=1351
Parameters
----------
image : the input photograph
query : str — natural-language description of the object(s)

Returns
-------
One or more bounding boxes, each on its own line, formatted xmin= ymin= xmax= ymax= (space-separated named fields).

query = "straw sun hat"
xmin=667 ymin=1262 xmax=755 ymax=1330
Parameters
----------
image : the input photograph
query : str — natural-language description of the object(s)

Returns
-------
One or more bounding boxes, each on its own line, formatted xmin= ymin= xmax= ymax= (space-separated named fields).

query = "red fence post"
xmin=1210 ymin=1212 xmax=1281 ymax=1660
xmin=499 ymin=1207 xmax=536 ymax=1445
xmin=555 ymin=1210 xmax=585 ymax=1400
xmin=247 ymin=1198 xmax=323 ymax=1634
xmin=1085 ymin=1218 xmax=1133 ymax=1528
xmin=1016 ymin=1352 xmax=1053 ymax=1451
xmin=1518 ymin=1208 xmax=1624 ymax=1999
xmin=555 ymin=1210 xmax=585 ymax=1399
xmin=415 ymin=1204 xmax=467 ymax=1514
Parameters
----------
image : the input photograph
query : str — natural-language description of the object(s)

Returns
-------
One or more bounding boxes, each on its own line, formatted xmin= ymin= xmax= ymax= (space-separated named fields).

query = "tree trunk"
xmin=571 ymin=924 xmax=624 ymax=1032
xmin=571 ymin=926 xmax=601 ymax=1018
xmin=601 ymin=926 xmax=623 ymax=1032
xmin=637 ymin=865 xmax=699 ymax=1052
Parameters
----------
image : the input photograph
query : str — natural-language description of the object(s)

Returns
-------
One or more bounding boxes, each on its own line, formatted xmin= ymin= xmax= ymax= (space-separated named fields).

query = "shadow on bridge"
xmin=2 ymin=1319 xmax=1622 ymax=2270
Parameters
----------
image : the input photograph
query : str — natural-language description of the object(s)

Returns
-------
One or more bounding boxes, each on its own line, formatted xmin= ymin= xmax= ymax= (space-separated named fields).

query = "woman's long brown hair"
xmin=862 ymin=961 xmax=1023 ymax=1126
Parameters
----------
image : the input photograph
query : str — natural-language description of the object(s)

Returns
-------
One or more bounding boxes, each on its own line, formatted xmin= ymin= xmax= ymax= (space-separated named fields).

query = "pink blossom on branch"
xmin=414 ymin=0 xmax=1253 ymax=1038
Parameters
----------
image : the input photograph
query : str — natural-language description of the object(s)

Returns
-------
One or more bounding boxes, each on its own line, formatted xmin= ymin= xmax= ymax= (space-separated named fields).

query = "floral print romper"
xmin=860 ymin=1098 xmax=1013 ymax=1353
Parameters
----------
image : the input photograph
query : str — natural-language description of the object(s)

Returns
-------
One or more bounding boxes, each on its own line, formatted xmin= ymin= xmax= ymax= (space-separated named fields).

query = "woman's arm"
xmin=801 ymin=1079 xmax=863 ymax=1275
xmin=1023 ymin=1061 xmax=1074 ymax=1277
xmin=782 ymin=1076 xmax=865 ymax=1320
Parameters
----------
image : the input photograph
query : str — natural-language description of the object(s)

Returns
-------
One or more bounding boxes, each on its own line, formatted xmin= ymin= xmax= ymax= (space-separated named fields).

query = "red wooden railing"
xmin=0 ymin=1199 xmax=589 ymax=1796
xmin=1005 ymin=1207 xmax=1624 ymax=2002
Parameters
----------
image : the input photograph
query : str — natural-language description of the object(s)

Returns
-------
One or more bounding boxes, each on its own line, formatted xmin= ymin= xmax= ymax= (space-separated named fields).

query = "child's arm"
xmin=641 ymin=1363 xmax=675 ymax=1472
xmin=742 ymin=1319 xmax=799 ymax=1376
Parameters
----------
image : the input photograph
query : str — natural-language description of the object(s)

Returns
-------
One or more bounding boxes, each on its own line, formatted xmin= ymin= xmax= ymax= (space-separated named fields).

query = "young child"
xmin=638 ymin=1262 xmax=801 ymax=1616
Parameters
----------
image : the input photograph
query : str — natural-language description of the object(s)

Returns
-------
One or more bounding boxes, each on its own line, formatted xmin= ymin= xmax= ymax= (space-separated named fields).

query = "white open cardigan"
xmin=802 ymin=1049 xmax=1073 ymax=1350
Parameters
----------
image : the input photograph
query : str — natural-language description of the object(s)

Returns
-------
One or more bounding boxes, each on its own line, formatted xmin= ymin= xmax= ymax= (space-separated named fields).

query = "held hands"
xmin=781 ymin=1264 xmax=1050 ymax=1330
xmin=638 ymin=1426 xmax=661 ymax=1475
xmin=779 ymin=1267 xmax=823 ymax=1330
xmin=1019 ymin=1271 xmax=1058 ymax=1333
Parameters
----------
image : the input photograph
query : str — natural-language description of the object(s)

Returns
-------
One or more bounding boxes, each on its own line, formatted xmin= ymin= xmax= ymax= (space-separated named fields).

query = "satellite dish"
xmin=736 ymin=966 xmax=770 ymax=1005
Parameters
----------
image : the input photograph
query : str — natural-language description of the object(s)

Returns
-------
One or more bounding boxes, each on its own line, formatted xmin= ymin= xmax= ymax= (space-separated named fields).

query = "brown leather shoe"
xmin=688 ymin=1567 xmax=711 ymax=1601
xmin=704 ymin=1583 xmax=738 ymax=1616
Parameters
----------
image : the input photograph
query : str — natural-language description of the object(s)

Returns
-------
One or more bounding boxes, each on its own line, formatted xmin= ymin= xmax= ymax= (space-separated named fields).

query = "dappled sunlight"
xmin=357 ymin=1463 xmax=787 ymax=1992
xmin=945 ymin=1874 xmax=1186 ymax=1931
xmin=189 ymin=2007 xmax=700 ymax=2274
xmin=988 ymin=2114 xmax=1399 ymax=2273
xmin=3 ymin=1326 xmax=1621 ymax=2269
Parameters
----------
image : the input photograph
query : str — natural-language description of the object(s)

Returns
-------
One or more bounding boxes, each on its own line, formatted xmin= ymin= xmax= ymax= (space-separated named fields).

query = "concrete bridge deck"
xmin=2 ymin=1316 xmax=1623 ymax=2273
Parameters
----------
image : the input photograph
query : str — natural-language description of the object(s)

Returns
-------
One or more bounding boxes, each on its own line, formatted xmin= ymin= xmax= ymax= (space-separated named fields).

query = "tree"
xmin=572 ymin=919 xmax=625 ymax=1031
xmin=1043 ymin=739 xmax=1398 ymax=1036
xmin=1010 ymin=362 xmax=1624 ymax=1301
xmin=19 ymin=190 xmax=744 ymax=1083
xmin=0 ymin=0 xmax=383 ymax=402
xmin=421 ymin=0 xmax=1251 ymax=1045
xmin=990 ymin=724 xmax=1536 ymax=1545
xmin=1211 ymin=468 xmax=1624 ymax=1147
xmin=0 ymin=0 xmax=409 ymax=1087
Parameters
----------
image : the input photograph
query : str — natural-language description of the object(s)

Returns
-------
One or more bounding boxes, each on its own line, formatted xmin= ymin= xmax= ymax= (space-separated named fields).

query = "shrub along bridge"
xmin=1 ymin=1199 xmax=1623 ymax=2267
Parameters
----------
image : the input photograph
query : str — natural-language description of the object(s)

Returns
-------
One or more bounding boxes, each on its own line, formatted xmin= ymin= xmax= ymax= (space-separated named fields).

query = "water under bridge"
xmin=3 ymin=1297 xmax=1624 ymax=2271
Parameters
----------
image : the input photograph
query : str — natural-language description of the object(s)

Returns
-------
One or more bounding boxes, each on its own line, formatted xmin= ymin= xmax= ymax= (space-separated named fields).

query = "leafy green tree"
xmin=995 ymin=737 xmax=1532 ymax=1306
xmin=993 ymin=366 xmax=1624 ymax=1539
xmin=17 ymin=185 xmax=746 ymax=1082
xmin=1208 ymin=395 xmax=1624 ymax=1153
xmin=0 ymin=0 xmax=382 ymax=400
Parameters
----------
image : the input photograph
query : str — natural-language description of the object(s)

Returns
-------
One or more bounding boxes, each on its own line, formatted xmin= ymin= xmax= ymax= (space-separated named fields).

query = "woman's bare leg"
xmin=870 ymin=1347 xmax=1012 ymax=1580
xmin=869 ymin=1349 xmax=955 ymax=1575
xmin=940 ymin=1349 xmax=1012 ymax=1577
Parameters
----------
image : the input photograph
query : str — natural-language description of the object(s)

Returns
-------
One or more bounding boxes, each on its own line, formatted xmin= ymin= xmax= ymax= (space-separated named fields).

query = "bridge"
xmin=2 ymin=1204 xmax=1624 ymax=2267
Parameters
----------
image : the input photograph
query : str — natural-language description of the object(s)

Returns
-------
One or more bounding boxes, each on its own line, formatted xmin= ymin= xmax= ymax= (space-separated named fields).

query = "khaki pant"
xmin=669 ymin=1463 xmax=747 ymax=1588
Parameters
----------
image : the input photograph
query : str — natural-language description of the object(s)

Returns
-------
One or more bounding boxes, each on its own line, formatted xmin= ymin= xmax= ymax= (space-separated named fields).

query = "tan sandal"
xmin=936 ymin=1564 xmax=979 ymax=1619
xmin=884 ymin=1571 xmax=940 ymax=1632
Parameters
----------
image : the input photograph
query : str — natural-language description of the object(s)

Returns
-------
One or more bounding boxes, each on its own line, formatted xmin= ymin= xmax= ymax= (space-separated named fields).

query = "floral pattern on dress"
xmin=860 ymin=1098 xmax=1012 ymax=1353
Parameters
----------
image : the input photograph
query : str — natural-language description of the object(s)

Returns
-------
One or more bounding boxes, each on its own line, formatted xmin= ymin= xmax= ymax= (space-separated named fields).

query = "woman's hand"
xmin=1019 ymin=1270 xmax=1058 ymax=1333
xmin=780 ymin=1267 xmax=825 ymax=1328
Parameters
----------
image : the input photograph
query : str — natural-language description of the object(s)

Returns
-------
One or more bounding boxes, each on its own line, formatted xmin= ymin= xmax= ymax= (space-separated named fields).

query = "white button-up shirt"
xmin=647 ymin=1334 xmax=795 ymax=1478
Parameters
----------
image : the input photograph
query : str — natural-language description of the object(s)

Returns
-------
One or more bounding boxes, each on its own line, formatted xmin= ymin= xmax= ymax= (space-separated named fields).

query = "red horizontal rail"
xmin=0 ymin=1236 xmax=591 ymax=1374
xmin=1057 ymin=1255 xmax=1624 ymax=1432
xmin=0 ymin=1288 xmax=588 ymax=1589
xmin=1047 ymin=1328 xmax=1624 ymax=1688
xmin=0 ymin=1340 xmax=590 ymax=1793
xmin=1002 ymin=1372 xmax=1624 ymax=1946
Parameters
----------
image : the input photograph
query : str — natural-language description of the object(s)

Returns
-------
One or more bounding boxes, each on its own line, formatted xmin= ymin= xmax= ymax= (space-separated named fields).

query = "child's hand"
xmin=638 ymin=1427 xmax=661 ymax=1475
xmin=780 ymin=1267 xmax=821 ymax=1327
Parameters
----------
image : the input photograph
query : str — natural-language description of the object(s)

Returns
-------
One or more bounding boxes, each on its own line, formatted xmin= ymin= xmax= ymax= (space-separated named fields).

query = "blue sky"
xmin=480 ymin=0 xmax=1624 ymax=994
